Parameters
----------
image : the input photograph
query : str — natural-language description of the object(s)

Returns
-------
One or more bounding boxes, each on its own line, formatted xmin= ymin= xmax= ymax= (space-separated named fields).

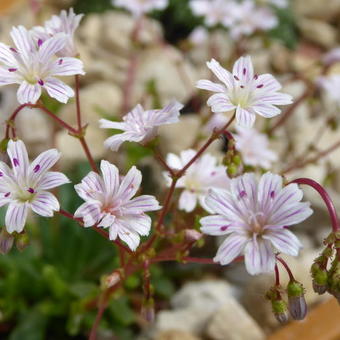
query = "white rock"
xmin=206 ymin=299 xmax=265 ymax=340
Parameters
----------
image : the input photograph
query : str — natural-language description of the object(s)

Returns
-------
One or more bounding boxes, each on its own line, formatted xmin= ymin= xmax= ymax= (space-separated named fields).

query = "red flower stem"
xmin=78 ymin=137 xmax=99 ymax=173
xmin=89 ymin=291 xmax=109 ymax=340
xmin=274 ymin=263 xmax=280 ymax=286
xmin=290 ymin=178 xmax=340 ymax=232
xmin=58 ymin=209 xmax=132 ymax=254
xmin=276 ymin=256 xmax=295 ymax=282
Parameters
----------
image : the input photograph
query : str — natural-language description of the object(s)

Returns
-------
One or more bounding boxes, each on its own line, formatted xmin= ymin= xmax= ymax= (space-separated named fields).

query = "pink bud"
xmin=0 ymin=229 xmax=14 ymax=254
xmin=184 ymin=229 xmax=202 ymax=242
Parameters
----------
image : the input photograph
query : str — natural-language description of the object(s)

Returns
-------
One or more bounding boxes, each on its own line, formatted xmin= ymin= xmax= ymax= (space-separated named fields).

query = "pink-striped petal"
xmin=38 ymin=33 xmax=66 ymax=64
xmin=38 ymin=171 xmax=70 ymax=190
xmin=123 ymin=195 xmax=161 ymax=213
xmin=17 ymin=81 xmax=42 ymax=104
xmin=10 ymin=26 xmax=35 ymax=64
xmin=153 ymin=99 xmax=183 ymax=125
xmin=257 ymin=172 xmax=282 ymax=213
xmin=263 ymin=228 xmax=302 ymax=256
xmin=100 ymin=160 xmax=119 ymax=197
xmin=7 ymin=139 xmax=29 ymax=179
xmin=252 ymin=104 xmax=280 ymax=118
xmin=121 ymin=214 xmax=152 ymax=236
xmin=43 ymin=77 xmax=74 ymax=103
xmin=200 ymin=214 xmax=233 ymax=235
xmin=207 ymin=93 xmax=235 ymax=113
xmin=74 ymin=201 xmax=101 ymax=227
xmin=99 ymin=119 xmax=125 ymax=130
xmin=50 ymin=57 xmax=85 ymax=76
xmin=74 ymin=171 xmax=104 ymax=201
xmin=207 ymin=58 xmax=233 ymax=88
xmin=214 ymin=233 xmax=248 ymax=265
xmin=5 ymin=202 xmax=29 ymax=233
xmin=232 ymin=56 xmax=254 ymax=83
xmin=30 ymin=191 xmax=59 ymax=217
xmin=117 ymin=223 xmax=141 ymax=251
xmin=0 ymin=42 xmax=17 ymax=66
xmin=196 ymin=79 xmax=226 ymax=93
xmin=117 ymin=166 xmax=142 ymax=202
xmin=236 ymin=106 xmax=255 ymax=127
xmin=179 ymin=190 xmax=197 ymax=212
xmin=244 ymin=237 xmax=275 ymax=275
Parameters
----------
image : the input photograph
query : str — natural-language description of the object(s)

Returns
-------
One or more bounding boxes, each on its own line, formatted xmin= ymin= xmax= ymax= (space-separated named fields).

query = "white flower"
xmin=200 ymin=172 xmax=313 ymax=275
xmin=228 ymin=1 xmax=278 ymax=40
xmin=318 ymin=74 xmax=340 ymax=107
xmin=196 ymin=56 xmax=292 ymax=128
xmin=164 ymin=149 xmax=230 ymax=212
xmin=74 ymin=160 xmax=161 ymax=251
xmin=32 ymin=8 xmax=84 ymax=57
xmin=0 ymin=25 xmax=85 ymax=104
xmin=99 ymin=100 xmax=183 ymax=151
xmin=189 ymin=0 xmax=236 ymax=27
xmin=189 ymin=26 xmax=209 ymax=46
xmin=0 ymin=140 xmax=70 ymax=233
xmin=114 ymin=0 xmax=169 ymax=17
xmin=234 ymin=126 xmax=277 ymax=169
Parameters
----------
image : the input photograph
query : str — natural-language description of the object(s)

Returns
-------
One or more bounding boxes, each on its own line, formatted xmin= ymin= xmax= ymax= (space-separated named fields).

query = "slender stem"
xmin=58 ymin=209 xmax=132 ymax=254
xmin=282 ymin=138 xmax=340 ymax=174
xmin=89 ymin=292 xmax=109 ymax=340
xmin=154 ymin=149 xmax=175 ymax=176
xmin=75 ymin=75 xmax=82 ymax=130
xmin=290 ymin=178 xmax=340 ymax=232
xmin=268 ymin=88 xmax=312 ymax=135
xmin=178 ymin=112 xmax=236 ymax=176
xmin=276 ymin=256 xmax=295 ymax=281
xmin=79 ymin=137 xmax=99 ymax=173
xmin=274 ymin=263 xmax=280 ymax=286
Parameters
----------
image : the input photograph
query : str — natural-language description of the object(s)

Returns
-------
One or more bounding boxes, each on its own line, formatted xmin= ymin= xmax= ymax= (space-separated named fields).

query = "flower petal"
xmin=74 ymin=171 xmax=104 ymax=201
xmin=43 ymin=77 xmax=74 ymax=103
xmin=121 ymin=214 xmax=152 ymax=236
xmin=232 ymin=56 xmax=254 ymax=83
xmin=207 ymin=93 xmax=235 ymax=113
xmin=38 ymin=33 xmax=66 ymax=64
xmin=252 ymin=104 xmax=281 ymax=118
xmin=257 ymin=172 xmax=282 ymax=213
xmin=30 ymin=191 xmax=59 ymax=217
xmin=117 ymin=223 xmax=141 ymax=251
xmin=50 ymin=57 xmax=85 ymax=76
xmin=179 ymin=190 xmax=197 ymax=212
xmin=5 ymin=202 xmax=29 ymax=233
xmin=74 ymin=201 xmax=101 ymax=227
xmin=263 ymin=228 xmax=302 ymax=257
xmin=214 ymin=233 xmax=248 ymax=265
xmin=153 ymin=100 xmax=183 ymax=125
xmin=99 ymin=119 xmax=125 ymax=131
xmin=244 ymin=237 xmax=275 ymax=275
xmin=17 ymin=81 xmax=41 ymax=104
xmin=7 ymin=139 xmax=29 ymax=179
xmin=123 ymin=195 xmax=161 ymax=214
xmin=38 ymin=171 xmax=70 ymax=190
xmin=10 ymin=26 xmax=35 ymax=64
xmin=200 ymin=214 xmax=234 ymax=235
xmin=0 ymin=42 xmax=17 ymax=66
xmin=100 ymin=160 xmax=119 ymax=197
xmin=207 ymin=58 xmax=233 ymax=88
xmin=117 ymin=166 xmax=142 ymax=202
xmin=236 ymin=106 xmax=256 ymax=128
xmin=196 ymin=79 xmax=226 ymax=93
xmin=103 ymin=132 xmax=141 ymax=151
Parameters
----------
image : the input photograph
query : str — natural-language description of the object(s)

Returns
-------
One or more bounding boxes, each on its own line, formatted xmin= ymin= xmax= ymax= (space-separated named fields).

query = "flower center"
xmin=185 ymin=176 xmax=202 ymax=193
xmin=248 ymin=212 xmax=265 ymax=235
xmin=15 ymin=187 xmax=36 ymax=203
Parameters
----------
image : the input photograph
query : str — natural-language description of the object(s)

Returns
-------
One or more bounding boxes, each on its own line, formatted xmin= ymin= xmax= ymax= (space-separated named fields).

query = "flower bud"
xmin=266 ymin=286 xmax=289 ymax=324
xmin=311 ymin=266 xmax=328 ymax=295
xmin=0 ymin=229 xmax=14 ymax=254
xmin=101 ymin=271 xmax=120 ymax=289
xmin=16 ymin=233 xmax=29 ymax=252
xmin=227 ymin=164 xmax=238 ymax=177
xmin=327 ymin=260 xmax=340 ymax=303
xmin=184 ymin=229 xmax=202 ymax=243
xmin=287 ymin=281 xmax=307 ymax=320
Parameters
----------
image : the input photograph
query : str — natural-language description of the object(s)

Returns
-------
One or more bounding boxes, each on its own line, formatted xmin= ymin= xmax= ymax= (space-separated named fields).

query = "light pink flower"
xmin=0 ymin=25 xmax=85 ymax=104
xmin=197 ymin=56 xmax=292 ymax=128
xmin=74 ymin=161 xmax=161 ymax=251
xmin=234 ymin=126 xmax=277 ymax=169
xmin=189 ymin=0 xmax=236 ymax=27
xmin=189 ymin=26 xmax=209 ymax=46
xmin=114 ymin=0 xmax=169 ymax=17
xmin=32 ymin=8 xmax=84 ymax=57
xmin=99 ymin=100 xmax=183 ymax=151
xmin=200 ymin=172 xmax=313 ymax=275
xmin=323 ymin=47 xmax=340 ymax=65
xmin=0 ymin=140 xmax=70 ymax=233
xmin=229 ymin=1 xmax=278 ymax=40
xmin=318 ymin=74 xmax=340 ymax=107
xmin=164 ymin=149 xmax=230 ymax=212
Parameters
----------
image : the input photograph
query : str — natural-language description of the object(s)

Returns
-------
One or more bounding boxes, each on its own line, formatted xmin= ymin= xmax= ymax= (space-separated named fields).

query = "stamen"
xmin=257 ymin=84 xmax=264 ymax=88
xmin=38 ymin=39 xmax=43 ymax=47
xmin=254 ymin=74 xmax=258 ymax=80
xmin=243 ymin=68 xmax=246 ymax=75
xmin=220 ymin=225 xmax=229 ymax=231
xmin=8 ymin=68 xmax=17 ymax=72
xmin=239 ymin=190 xmax=247 ymax=198
xmin=4 ymin=192 xmax=10 ymax=197
xmin=58 ymin=59 xmax=63 ymax=65
xmin=270 ymin=190 xmax=275 ymax=198
xmin=10 ymin=47 xmax=17 ymax=53
xmin=33 ymin=164 xmax=40 ymax=173
xmin=13 ymin=158 xmax=19 ymax=167
xmin=234 ymin=75 xmax=239 ymax=81
xmin=27 ymin=188 xmax=35 ymax=194
xmin=38 ymin=79 xmax=44 ymax=86
xmin=240 ymin=85 xmax=244 ymax=89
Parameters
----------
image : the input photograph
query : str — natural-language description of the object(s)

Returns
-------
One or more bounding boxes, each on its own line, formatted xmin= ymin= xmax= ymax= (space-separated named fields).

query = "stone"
xmin=153 ymin=330 xmax=200 ymax=340
xmin=294 ymin=0 xmax=340 ymax=21
xmin=206 ymin=299 xmax=265 ymax=340
xmin=298 ymin=19 xmax=337 ymax=49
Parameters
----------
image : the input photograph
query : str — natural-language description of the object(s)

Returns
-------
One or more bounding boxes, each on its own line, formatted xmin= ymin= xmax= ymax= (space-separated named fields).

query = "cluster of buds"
xmin=266 ymin=280 xmax=307 ymax=323
xmin=0 ymin=229 xmax=29 ymax=254
xmin=221 ymin=133 xmax=242 ymax=178
xmin=311 ymin=231 xmax=340 ymax=301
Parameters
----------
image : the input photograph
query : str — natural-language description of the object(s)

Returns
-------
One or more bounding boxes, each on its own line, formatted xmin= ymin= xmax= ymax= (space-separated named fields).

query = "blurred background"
xmin=0 ymin=0 xmax=340 ymax=339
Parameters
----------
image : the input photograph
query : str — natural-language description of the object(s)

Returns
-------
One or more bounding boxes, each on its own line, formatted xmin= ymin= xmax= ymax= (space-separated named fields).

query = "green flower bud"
xmin=227 ymin=164 xmax=238 ymax=177
xmin=287 ymin=281 xmax=307 ymax=320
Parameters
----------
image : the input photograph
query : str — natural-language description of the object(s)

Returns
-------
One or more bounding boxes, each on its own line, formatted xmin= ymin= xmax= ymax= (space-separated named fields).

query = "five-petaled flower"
xmin=0 ymin=25 xmax=85 ymax=104
xmin=32 ymin=8 xmax=84 ymax=57
xmin=164 ymin=149 xmax=230 ymax=212
xmin=99 ymin=100 xmax=183 ymax=152
xmin=113 ymin=0 xmax=169 ymax=17
xmin=234 ymin=126 xmax=278 ymax=169
xmin=197 ymin=56 xmax=292 ymax=128
xmin=200 ymin=172 xmax=313 ymax=275
xmin=0 ymin=140 xmax=70 ymax=233
xmin=74 ymin=160 xmax=161 ymax=251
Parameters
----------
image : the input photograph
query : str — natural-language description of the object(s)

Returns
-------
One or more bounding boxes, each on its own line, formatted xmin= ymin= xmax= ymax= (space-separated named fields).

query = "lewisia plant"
xmin=1 ymin=6 xmax=340 ymax=339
